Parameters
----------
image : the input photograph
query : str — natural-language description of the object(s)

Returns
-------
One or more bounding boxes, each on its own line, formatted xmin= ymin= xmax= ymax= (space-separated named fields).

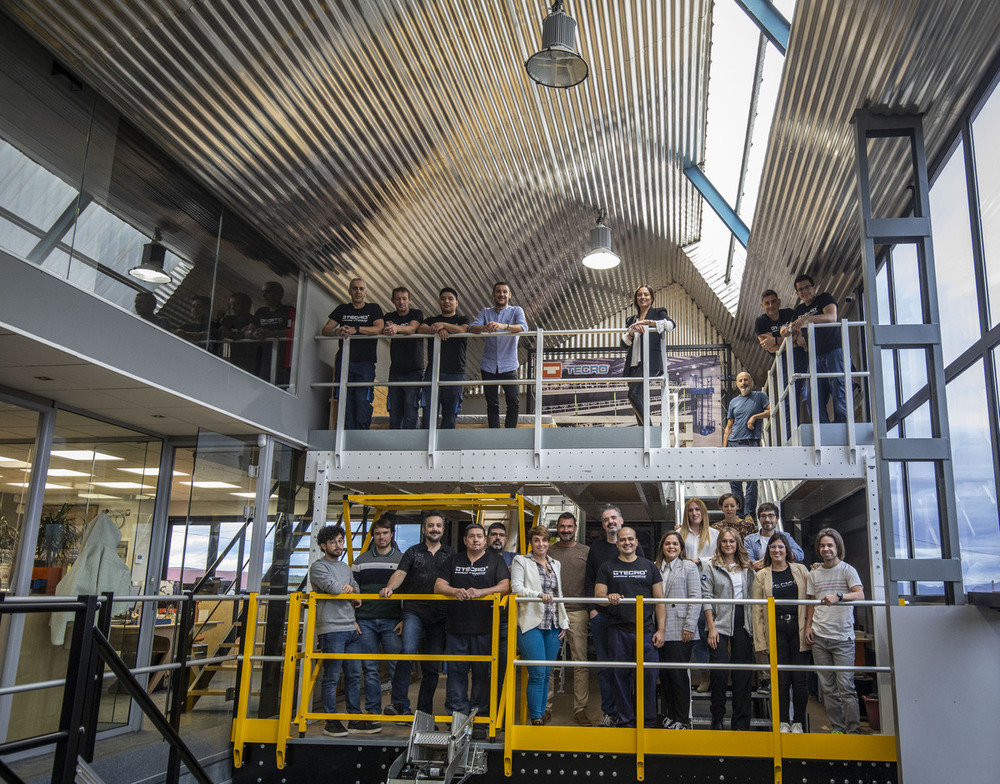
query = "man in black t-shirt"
xmin=595 ymin=526 xmax=664 ymax=729
xmin=754 ymin=289 xmax=795 ymax=355
xmin=322 ymin=278 xmax=384 ymax=430
xmin=435 ymin=523 xmax=510 ymax=732
xmin=418 ymin=287 xmax=470 ymax=429
xmin=382 ymin=287 xmax=424 ymax=430
xmin=380 ymin=512 xmax=455 ymax=716
xmin=782 ymin=273 xmax=847 ymax=423
xmin=251 ymin=282 xmax=296 ymax=386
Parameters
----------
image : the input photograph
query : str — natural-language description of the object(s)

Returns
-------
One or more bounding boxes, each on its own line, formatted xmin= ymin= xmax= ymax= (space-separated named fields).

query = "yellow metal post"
xmin=296 ymin=592 xmax=319 ymax=733
xmin=342 ymin=498 xmax=353 ymax=566
xmin=767 ymin=596 xmax=782 ymax=784
xmin=504 ymin=593 xmax=516 ymax=775
xmin=232 ymin=593 xmax=259 ymax=767
xmin=635 ymin=595 xmax=645 ymax=782
xmin=276 ymin=592 xmax=303 ymax=769
xmin=489 ymin=592 xmax=499 ymax=738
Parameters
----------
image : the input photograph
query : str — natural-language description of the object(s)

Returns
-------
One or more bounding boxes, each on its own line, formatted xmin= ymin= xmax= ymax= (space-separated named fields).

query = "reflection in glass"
xmin=930 ymin=139 xmax=979 ymax=366
xmin=947 ymin=360 xmax=1000 ymax=590
xmin=973 ymin=81 xmax=1000 ymax=327
xmin=889 ymin=243 xmax=923 ymax=325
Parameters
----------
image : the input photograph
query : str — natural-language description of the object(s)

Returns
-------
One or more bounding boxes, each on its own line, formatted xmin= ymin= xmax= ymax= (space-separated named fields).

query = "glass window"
xmin=972 ymin=81 xmax=1000 ymax=326
xmin=930 ymin=140 xmax=979 ymax=366
xmin=0 ymin=402 xmax=41 ymax=593
xmin=889 ymin=244 xmax=925 ymax=324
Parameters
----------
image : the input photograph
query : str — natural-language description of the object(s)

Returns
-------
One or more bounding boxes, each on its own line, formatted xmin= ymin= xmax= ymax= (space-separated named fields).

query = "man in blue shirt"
xmin=744 ymin=502 xmax=805 ymax=569
xmin=723 ymin=372 xmax=770 ymax=521
xmin=470 ymin=282 xmax=528 ymax=428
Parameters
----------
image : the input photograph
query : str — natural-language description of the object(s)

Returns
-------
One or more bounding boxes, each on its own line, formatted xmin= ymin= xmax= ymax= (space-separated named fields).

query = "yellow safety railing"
xmin=233 ymin=591 xmax=897 ymax=784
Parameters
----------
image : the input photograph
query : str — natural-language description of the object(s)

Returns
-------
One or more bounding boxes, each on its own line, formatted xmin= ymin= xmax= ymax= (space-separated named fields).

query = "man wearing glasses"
xmin=781 ymin=274 xmax=847 ymax=423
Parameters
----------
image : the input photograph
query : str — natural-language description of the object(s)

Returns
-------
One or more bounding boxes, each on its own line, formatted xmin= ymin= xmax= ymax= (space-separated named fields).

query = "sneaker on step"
xmin=790 ymin=723 xmax=804 ymax=733
xmin=348 ymin=720 xmax=381 ymax=734
xmin=471 ymin=725 xmax=488 ymax=740
xmin=599 ymin=714 xmax=619 ymax=727
xmin=696 ymin=681 xmax=710 ymax=693
xmin=383 ymin=704 xmax=397 ymax=716
xmin=323 ymin=720 xmax=348 ymax=737
xmin=779 ymin=722 xmax=790 ymax=733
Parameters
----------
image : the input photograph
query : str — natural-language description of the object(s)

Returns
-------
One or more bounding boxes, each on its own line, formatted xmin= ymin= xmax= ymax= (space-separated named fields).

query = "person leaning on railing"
xmin=511 ymin=525 xmax=569 ymax=726
xmin=751 ymin=532 xmax=811 ymax=734
xmin=621 ymin=284 xmax=676 ymax=426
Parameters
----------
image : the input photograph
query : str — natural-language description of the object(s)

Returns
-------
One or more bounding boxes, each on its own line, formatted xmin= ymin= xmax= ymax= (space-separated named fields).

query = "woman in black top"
xmin=621 ymin=285 xmax=675 ymax=425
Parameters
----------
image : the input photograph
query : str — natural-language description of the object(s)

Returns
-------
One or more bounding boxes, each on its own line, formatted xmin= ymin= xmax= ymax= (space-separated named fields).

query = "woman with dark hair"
xmin=701 ymin=526 xmax=754 ymax=731
xmin=713 ymin=492 xmax=757 ymax=541
xmin=511 ymin=525 xmax=569 ymax=725
xmin=621 ymin=285 xmax=675 ymax=425
xmin=751 ymin=532 xmax=811 ymax=733
xmin=655 ymin=531 xmax=701 ymax=729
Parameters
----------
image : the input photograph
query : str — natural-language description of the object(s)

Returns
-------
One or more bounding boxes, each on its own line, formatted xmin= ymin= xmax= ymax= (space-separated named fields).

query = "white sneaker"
xmin=790 ymin=722 xmax=804 ymax=733
xmin=779 ymin=722 xmax=791 ymax=733
xmin=600 ymin=714 xmax=618 ymax=727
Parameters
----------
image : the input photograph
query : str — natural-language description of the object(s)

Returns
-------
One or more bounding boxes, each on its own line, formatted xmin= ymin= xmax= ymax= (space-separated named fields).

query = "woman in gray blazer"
xmin=655 ymin=531 xmax=701 ymax=729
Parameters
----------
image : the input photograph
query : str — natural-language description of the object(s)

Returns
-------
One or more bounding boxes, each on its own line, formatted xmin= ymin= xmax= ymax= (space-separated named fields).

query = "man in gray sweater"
xmin=309 ymin=525 xmax=379 ymax=736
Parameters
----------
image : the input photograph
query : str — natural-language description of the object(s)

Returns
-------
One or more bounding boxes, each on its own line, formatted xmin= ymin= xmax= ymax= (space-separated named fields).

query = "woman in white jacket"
xmin=511 ymin=525 xmax=569 ymax=725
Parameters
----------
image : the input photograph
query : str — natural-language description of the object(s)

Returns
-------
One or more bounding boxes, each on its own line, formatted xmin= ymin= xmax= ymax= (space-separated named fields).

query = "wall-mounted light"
xmin=582 ymin=209 xmax=620 ymax=269
xmin=129 ymin=229 xmax=172 ymax=284
xmin=525 ymin=1 xmax=589 ymax=89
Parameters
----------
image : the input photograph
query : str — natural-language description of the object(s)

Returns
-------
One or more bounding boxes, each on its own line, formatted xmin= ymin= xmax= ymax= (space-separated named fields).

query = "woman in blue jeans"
xmin=511 ymin=525 xmax=569 ymax=725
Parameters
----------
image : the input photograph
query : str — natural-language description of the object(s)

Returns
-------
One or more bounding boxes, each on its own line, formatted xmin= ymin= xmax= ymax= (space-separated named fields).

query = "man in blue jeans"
xmin=352 ymin=518 xmax=410 ymax=717
xmin=469 ymin=282 xmax=528 ymax=428
xmin=309 ymin=525 xmax=379 ymax=736
xmin=584 ymin=504 xmax=646 ymax=727
xmin=380 ymin=512 xmax=455 ymax=718
xmin=419 ymin=288 xmax=469 ymax=429
xmin=723 ymin=372 xmax=770 ymax=521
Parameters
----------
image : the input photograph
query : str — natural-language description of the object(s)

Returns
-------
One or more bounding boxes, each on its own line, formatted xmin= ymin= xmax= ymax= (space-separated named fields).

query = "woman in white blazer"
xmin=511 ymin=525 xmax=570 ymax=725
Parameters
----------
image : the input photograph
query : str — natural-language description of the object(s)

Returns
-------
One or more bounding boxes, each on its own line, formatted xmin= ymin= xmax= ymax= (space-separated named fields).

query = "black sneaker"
xmin=385 ymin=704 xmax=411 ymax=716
xmin=471 ymin=725 xmax=488 ymax=741
xmin=348 ymin=720 xmax=382 ymax=734
xmin=323 ymin=720 xmax=348 ymax=737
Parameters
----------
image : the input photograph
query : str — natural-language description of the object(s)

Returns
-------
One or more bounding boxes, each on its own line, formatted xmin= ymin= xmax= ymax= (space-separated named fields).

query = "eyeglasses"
xmin=795 ymin=284 xmax=814 ymax=293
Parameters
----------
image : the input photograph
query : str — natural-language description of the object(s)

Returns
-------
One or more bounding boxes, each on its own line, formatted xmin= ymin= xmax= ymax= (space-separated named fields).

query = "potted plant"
xmin=32 ymin=503 xmax=82 ymax=593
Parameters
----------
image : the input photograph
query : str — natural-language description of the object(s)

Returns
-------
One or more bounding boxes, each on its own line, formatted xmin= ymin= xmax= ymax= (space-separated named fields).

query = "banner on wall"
xmin=540 ymin=355 xmax=722 ymax=446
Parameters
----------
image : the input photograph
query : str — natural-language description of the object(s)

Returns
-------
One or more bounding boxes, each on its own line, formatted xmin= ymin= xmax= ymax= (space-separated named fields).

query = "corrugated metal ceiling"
xmin=3 ymin=0 xmax=1000 ymax=377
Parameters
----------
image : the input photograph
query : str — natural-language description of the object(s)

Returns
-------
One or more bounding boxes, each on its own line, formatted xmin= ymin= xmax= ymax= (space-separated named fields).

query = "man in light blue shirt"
xmin=723 ymin=372 xmax=770 ymax=521
xmin=744 ymin=502 xmax=805 ymax=568
xmin=470 ymin=282 xmax=528 ymax=428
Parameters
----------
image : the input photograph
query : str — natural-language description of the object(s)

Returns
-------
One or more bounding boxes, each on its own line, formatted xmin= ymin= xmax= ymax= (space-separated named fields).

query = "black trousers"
xmin=659 ymin=639 xmax=693 ymax=724
xmin=708 ymin=606 xmax=753 ymax=729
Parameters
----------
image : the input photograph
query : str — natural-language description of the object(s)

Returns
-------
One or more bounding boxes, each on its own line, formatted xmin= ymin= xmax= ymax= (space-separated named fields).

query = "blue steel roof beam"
xmin=682 ymin=161 xmax=751 ymax=249
xmin=732 ymin=0 xmax=791 ymax=56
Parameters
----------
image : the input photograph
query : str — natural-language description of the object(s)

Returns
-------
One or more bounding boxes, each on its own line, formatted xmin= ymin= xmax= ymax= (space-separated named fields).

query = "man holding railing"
xmin=418 ymin=287 xmax=469 ymax=429
xmin=309 ymin=525 xmax=375 ymax=737
xmin=805 ymin=528 xmax=865 ymax=734
xmin=722 ymin=372 xmax=770 ymax=522
xmin=783 ymin=274 xmax=848 ymax=423
xmin=435 ymin=522 xmax=511 ymax=739
xmin=381 ymin=287 xmax=424 ymax=430
xmin=469 ymin=281 xmax=528 ymax=429
xmin=322 ymin=277 xmax=384 ymax=430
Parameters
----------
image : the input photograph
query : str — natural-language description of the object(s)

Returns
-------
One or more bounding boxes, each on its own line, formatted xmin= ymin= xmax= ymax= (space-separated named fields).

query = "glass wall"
xmin=0 ymin=23 xmax=301 ymax=390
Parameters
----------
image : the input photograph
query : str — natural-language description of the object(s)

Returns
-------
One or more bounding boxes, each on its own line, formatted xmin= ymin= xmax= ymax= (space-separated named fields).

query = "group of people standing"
xmin=322 ymin=279 xmax=527 ymax=431
xmin=310 ymin=502 xmax=865 ymax=738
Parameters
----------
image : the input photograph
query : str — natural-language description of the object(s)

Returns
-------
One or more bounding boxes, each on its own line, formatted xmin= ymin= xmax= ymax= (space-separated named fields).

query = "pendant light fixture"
xmin=525 ymin=1 xmax=589 ymax=89
xmin=582 ymin=209 xmax=620 ymax=269
xmin=129 ymin=228 xmax=172 ymax=284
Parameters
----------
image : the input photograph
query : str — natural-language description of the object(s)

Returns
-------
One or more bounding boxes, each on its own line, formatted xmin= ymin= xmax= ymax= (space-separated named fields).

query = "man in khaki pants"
xmin=546 ymin=512 xmax=592 ymax=725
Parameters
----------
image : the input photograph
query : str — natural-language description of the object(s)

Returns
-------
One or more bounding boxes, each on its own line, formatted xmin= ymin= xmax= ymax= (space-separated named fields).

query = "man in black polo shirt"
xmin=595 ymin=526 xmax=665 ymax=729
xmin=435 ymin=523 xmax=510 ymax=737
xmin=322 ymin=277 xmax=384 ymax=430
xmin=754 ymin=289 xmax=795 ymax=355
xmin=380 ymin=512 xmax=454 ymax=716
xmin=584 ymin=504 xmax=646 ymax=727
xmin=418 ymin=287 xmax=470 ymax=429
xmin=782 ymin=273 xmax=847 ymax=423
xmin=382 ymin=287 xmax=424 ymax=430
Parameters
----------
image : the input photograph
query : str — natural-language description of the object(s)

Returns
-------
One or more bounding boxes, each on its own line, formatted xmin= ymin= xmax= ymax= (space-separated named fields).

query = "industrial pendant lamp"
xmin=129 ymin=229 xmax=172 ymax=284
xmin=525 ymin=1 xmax=589 ymax=89
xmin=582 ymin=209 xmax=620 ymax=270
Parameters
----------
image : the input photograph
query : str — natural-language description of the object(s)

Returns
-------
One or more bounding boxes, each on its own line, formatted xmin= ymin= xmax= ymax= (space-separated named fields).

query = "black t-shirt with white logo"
xmin=754 ymin=308 xmax=795 ymax=351
xmin=596 ymin=556 xmax=660 ymax=630
xmin=329 ymin=302 xmax=383 ymax=364
xmin=440 ymin=550 xmax=510 ymax=634
xmin=793 ymin=292 xmax=839 ymax=354
xmin=770 ymin=567 xmax=799 ymax=621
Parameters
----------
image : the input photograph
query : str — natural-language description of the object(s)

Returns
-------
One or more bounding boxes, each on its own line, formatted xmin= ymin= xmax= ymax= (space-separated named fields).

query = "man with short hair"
xmin=382 ymin=287 xmax=424 ymax=429
xmin=595 ymin=526 xmax=665 ymax=729
xmin=134 ymin=291 xmax=171 ymax=329
xmin=436 ymin=523 xmax=511 ymax=739
xmin=251 ymin=281 xmax=296 ymax=386
xmin=805 ymin=528 xmax=865 ymax=734
xmin=323 ymin=278 xmax=384 ymax=430
xmin=309 ymin=525 xmax=377 ymax=736
xmin=469 ymin=282 xmax=528 ymax=428
xmin=584 ymin=504 xmax=646 ymax=726
xmin=782 ymin=274 xmax=847 ymax=423
xmin=755 ymin=289 xmax=795 ymax=355
xmin=380 ymin=512 xmax=455 ymax=717
xmin=744 ymin=503 xmax=805 ymax=570
xmin=487 ymin=522 xmax=515 ymax=568
xmin=723 ymin=372 xmax=770 ymax=521
xmin=546 ymin=512 xmax=592 ymax=726
xmin=352 ymin=519 xmax=410 ymax=717
xmin=418 ymin=288 xmax=470 ymax=429
xmin=486 ymin=521 xmax=514 ymax=708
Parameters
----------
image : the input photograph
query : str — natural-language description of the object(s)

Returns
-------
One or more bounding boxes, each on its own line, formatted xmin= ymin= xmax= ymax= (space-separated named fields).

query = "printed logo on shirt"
xmin=611 ymin=569 xmax=650 ymax=580
xmin=454 ymin=565 xmax=489 ymax=576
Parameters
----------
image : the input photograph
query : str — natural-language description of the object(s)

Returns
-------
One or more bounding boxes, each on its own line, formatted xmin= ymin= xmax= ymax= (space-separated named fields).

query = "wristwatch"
xmin=836 ymin=591 xmax=844 ymax=602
